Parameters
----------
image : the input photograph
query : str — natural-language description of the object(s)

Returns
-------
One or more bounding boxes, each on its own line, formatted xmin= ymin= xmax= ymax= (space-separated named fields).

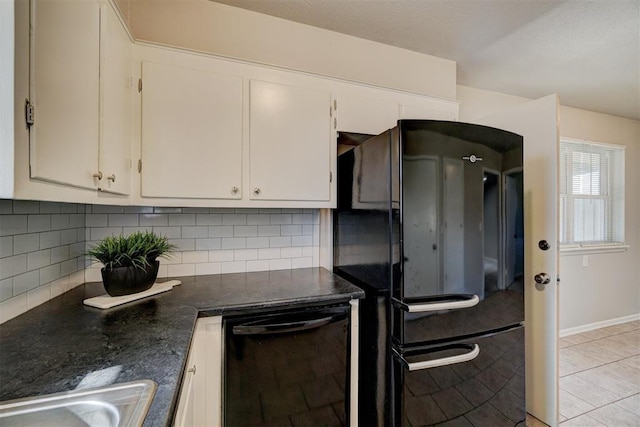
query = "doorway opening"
xmin=504 ymin=170 xmax=524 ymax=292
xmin=483 ymin=170 xmax=501 ymax=293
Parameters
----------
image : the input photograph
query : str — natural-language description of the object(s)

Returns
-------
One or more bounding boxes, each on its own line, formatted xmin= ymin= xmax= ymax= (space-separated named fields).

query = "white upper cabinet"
xmin=29 ymin=0 xmax=101 ymax=190
xmin=98 ymin=2 xmax=132 ymax=195
xmin=132 ymin=45 xmax=337 ymax=208
xmin=336 ymin=86 xmax=459 ymax=136
xmin=140 ymin=61 xmax=243 ymax=199
xmin=336 ymin=93 xmax=399 ymax=135
xmin=131 ymin=45 xmax=457 ymax=208
xmin=249 ymin=80 xmax=332 ymax=202
xmin=28 ymin=0 xmax=131 ymax=195
xmin=400 ymin=97 xmax=458 ymax=121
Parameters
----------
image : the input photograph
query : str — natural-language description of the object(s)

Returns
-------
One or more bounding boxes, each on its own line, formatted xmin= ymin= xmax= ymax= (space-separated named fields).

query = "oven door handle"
xmin=392 ymin=294 xmax=480 ymax=313
xmin=394 ymin=344 xmax=480 ymax=371
xmin=232 ymin=312 xmax=347 ymax=335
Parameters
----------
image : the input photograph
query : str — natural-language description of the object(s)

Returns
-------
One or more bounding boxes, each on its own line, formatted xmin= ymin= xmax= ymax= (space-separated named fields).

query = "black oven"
xmin=223 ymin=304 xmax=350 ymax=426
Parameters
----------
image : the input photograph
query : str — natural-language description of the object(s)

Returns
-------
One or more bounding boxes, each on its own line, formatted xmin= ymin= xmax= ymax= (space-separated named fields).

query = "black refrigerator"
xmin=333 ymin=120 xmax=526 ymax=426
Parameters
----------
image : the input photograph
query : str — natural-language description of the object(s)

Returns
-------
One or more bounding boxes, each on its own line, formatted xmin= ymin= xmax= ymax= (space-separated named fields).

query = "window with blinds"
xmin=559 ymin=139 xmax=625 ymax=246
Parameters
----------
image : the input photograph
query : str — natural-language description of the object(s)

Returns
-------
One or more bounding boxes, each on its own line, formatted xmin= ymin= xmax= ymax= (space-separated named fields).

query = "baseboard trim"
xmin=560 ymin=313 xmax=640 ymax=337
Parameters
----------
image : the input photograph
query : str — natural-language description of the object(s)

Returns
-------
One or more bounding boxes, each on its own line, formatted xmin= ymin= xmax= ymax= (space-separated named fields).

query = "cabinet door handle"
xmin=107 ymin=174 xmax=116 ymax=183
xmin=93 ymin=171 xmax=103 ymax=180
xmin=253 ymin=187 xmax=261 ymax=196
xmin=231 ymin=186 xmax=239 ymax=195
xmin=187 ymin=365 xmax=196 ymax=375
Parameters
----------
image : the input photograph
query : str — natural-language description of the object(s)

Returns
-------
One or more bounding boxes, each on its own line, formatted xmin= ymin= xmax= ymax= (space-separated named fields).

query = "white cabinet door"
xmin=401 ymin=102 xmax=457 ymax=121
xmin=174 ymin=353 xmax=196 ymax=427
xmin=194 ymin=317 xmax=222 ymax=427
xmin=29 ymin=0 xmax=100 ymax=190
xmin=174 ymin=316 xmax=222 ymax=427
xmin=173 ymin=316 xmax=222 ymax=427
xmin=140 ymin=62 xmax=243 ymax=199
xmin=337 ymin=93 xmax=399 ymax=135
xmin=98 ymin=2 xmax=131 ymax=195
xmin=249 ymin=80 xmax=332 ymax=201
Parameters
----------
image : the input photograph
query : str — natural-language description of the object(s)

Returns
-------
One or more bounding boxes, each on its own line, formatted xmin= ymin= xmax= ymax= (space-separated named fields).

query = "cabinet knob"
xmin=187 ymin=365 xmax=196 ymax=375
xmin=231 ymin=186 xmax=239 ymax=195
xmin=253 ymin=187 xmax=261 ymax=196
xmin=107 ymin=174 xmax=116 ymax=183
xmin=93 ymin=171 xmax=103 ymax=180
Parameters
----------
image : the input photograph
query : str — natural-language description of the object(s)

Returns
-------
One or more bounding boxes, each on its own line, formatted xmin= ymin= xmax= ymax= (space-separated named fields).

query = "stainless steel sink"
xmin=0 ymin=380 xmax=156 ymax=427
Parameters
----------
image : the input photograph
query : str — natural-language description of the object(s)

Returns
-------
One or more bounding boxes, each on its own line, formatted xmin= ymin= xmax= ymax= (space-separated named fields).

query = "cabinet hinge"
xmin=330 ymin=171 xmax=333 ymax=183
xmin=138 ymin=78 xmax=142 ymax=93
xmin=25 ymin=98 xmax=34 ymax=129
xmin=138 ymin=159 xmax=142 ymax=173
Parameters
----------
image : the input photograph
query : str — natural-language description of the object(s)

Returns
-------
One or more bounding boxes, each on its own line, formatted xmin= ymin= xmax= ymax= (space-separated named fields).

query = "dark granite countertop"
xmin=0 ymin=267 xmax=363 ymax=426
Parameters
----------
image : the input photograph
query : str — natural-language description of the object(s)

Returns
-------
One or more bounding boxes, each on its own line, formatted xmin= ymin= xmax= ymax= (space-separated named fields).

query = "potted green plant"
xmin=87 ymin=231 xmax=175 ymax=297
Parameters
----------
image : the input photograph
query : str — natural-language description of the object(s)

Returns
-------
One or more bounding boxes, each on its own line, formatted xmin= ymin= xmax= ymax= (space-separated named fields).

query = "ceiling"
xmin=212 ymin=0 xmax=640 ymax=120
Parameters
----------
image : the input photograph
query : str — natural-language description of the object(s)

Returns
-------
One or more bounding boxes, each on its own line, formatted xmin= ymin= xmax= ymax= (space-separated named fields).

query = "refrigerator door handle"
xmin=392 ymin=294 xmax=480 ymax=313
xmin=394 ymin=344 xmax=480 ymax=371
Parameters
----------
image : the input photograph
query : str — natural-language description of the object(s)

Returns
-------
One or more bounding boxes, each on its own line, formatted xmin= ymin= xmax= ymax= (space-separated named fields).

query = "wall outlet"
xmin=582 ymin=255 xmax=589 ymax=267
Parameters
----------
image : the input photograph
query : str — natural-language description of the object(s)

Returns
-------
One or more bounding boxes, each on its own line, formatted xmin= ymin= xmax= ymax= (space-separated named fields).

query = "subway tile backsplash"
xmin=0 ymin=199 xmax=320 ymax=324
xmin=84 ymin=206 xmax=320 ymax=282
xmin=0 ymin=200 xmax=86 ymax=323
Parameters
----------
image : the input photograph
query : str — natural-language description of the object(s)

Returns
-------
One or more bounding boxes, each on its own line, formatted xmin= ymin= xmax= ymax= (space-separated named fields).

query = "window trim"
xmin=559 ymin=243 xmax=629 ymax=256
xmin=559 ymin=137 xmax=626 ymax=255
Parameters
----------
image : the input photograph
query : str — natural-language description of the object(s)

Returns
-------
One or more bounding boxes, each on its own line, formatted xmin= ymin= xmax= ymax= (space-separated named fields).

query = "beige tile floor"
xmin=558 ymin=319 xmax=640 ymax=426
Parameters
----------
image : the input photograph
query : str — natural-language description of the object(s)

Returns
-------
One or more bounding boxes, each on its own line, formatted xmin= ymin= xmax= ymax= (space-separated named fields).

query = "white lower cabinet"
xmin=174 ymin=316 xmax=222 ymax=427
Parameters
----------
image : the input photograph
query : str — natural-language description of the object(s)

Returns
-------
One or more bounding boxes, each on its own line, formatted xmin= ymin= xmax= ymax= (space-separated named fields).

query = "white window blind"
xmin=559 ymin=139 xmax=625 ymax=246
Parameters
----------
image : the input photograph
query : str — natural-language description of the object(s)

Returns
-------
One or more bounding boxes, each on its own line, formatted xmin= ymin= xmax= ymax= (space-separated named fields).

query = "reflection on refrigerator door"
xmin=393 ymin=327 xmax=525 ymax=426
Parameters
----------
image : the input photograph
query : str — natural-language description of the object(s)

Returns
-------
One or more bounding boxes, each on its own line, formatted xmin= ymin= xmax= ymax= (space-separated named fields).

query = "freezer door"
xmin=392 ymin=326 xmax=525 ymax=427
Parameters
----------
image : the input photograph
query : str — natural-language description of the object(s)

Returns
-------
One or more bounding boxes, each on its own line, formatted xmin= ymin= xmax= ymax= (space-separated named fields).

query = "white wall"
xmin=458 ymin=85 xmax=640 ymax=333
xmin=557 ymin=107 xmax=640 ymax=333
xmin=121 ymin=0 xmax=457 ymax=101
xmin=457 ymin=85 xmax=531 ymax=121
